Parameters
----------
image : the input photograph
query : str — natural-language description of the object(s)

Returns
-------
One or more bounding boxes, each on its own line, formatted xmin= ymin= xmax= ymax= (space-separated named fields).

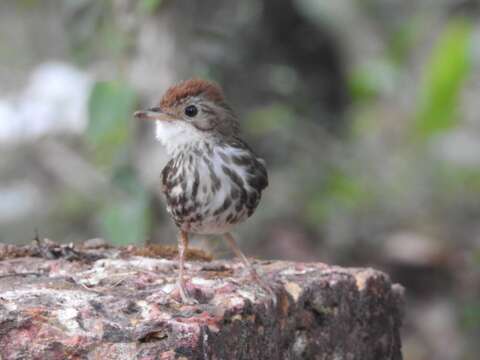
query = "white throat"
xmin=155 ymin=120 xmax=205 ymax=155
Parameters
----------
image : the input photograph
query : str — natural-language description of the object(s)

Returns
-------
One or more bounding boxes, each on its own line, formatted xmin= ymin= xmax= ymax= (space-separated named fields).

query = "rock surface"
xmin=0 ymin=242 xmax=404 ymax=360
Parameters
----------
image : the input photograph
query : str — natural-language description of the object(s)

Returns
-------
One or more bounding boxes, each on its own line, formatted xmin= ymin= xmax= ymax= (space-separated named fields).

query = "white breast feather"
xmin=158 ymin=127 xmax=258 ymax=234
xmin=155 ymin=120 xmax=205 ymax=155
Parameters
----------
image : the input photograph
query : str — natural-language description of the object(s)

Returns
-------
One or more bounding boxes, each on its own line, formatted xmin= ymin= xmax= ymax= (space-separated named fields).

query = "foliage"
xmin=386 ymin=18 xmax=421 ymax=66
xmin=348 ymin=60 xmax=396 ymax=103
xmin=65 ymin=0 xmax=135 ymax=65
xmin=138 ymin=0 xmax=163 ymax=14
xmin=87 ymin=81 xmax=149 ymax=245
xmin=439 ymin=166 xmax=480 ymax=194
xmin=306 ymin=170 xmax=369 ymax=223
xmin=87 ymin=81 xmax=136 ymax=167
xmin=414 ymin=19 xmax=472 ymax=139
xmin=462 ymin=302 xmax=480 ymax=331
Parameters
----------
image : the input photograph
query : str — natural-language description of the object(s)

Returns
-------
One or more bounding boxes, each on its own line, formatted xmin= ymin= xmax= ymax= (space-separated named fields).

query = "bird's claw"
xmin=177 ymin=281 xmax=199 ymax=305
xmin=249 ymin=270 xmax=277 ymax=307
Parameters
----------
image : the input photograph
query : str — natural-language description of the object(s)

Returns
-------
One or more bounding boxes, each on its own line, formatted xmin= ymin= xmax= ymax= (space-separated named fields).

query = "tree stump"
xmin=0 ymin=242 xmax=404 ymax=359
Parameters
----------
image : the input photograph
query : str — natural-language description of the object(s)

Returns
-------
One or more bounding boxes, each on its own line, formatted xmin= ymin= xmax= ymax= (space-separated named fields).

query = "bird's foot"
xmin=176 ymin=280 xmax=199 ymax=305
xmin=247 ymin=267 xmax=277 ymax=307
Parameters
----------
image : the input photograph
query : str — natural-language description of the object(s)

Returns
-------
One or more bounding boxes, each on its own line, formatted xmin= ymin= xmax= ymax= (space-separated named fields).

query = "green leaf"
xmin=348 ymin=67 xmax=381 ymax=103
xmin=139 ymin=0 xmax=163 ymax=14
xmin=306 ymin=171 xmax=369 ymax=223
xmin=87 ymin=81 xmax=137 ymax=166
xmin=348 ymin=60 xmax=397 ymax=104
xmin=414 ymin=19 xmax=472 ymax=139
xmin=473 ymin=248 xmax=480 ymax=265
xmin=17 ymin=0 xmax=40 ymax=9
xmin=387 ymin=19 xmax=420 ymax=66
xmin=439 ymin=167 xmax=480 ymax=193
xmin=462 ymin=302 xmax=480 ymax=330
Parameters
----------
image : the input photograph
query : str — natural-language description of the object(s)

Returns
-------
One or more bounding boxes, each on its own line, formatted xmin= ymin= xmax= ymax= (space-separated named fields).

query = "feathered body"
xmin=150 ymin=79 xmax=268 ymax=235
xmin=134 ymin=78 xmax=272 ymax=303
xmin=160 ymin=137 xmax=267 ymax=234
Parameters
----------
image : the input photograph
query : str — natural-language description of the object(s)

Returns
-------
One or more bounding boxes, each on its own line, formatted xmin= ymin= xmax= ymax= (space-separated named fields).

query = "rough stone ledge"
xmin=0 ymin=242 xmax=404 ymax=360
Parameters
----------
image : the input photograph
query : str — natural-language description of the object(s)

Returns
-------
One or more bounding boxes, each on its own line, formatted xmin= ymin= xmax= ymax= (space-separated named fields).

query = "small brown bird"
xmin=134 ymin=79 xmax=271 ymax=303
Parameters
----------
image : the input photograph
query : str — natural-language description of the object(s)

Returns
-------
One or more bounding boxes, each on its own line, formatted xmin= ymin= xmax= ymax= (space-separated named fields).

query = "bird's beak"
xmin=134 ymin=107 xmax=175 ymax=121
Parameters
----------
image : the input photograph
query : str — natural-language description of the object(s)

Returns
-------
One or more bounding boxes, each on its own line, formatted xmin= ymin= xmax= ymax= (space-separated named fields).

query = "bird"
xmin=134 ymin=78 xmax=272 ymax=304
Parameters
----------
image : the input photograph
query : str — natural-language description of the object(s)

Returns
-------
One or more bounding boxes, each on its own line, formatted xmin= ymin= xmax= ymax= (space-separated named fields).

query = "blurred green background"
xmin=0 ymin=1 xmax=479 ymax=359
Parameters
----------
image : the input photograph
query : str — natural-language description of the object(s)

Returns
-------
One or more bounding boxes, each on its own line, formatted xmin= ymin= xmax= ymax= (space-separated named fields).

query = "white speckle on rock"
xmin=330 ymin=280 xmax=339 ymax=287
xmin=237 ymin=289 xmax=256 ymax=302
xmin=0 ymin=289 xmax=97 ymax=307
xmin=203 ymin=330 xmax=209 ymax=359
xmin=78 ymin=274 xmax=102 ymax=286
xmin=136 ymin=300 xmax=151 ymax=320
xmin=280 ymin=267 xmax=315 ymax=276
xmin=2 ymin=301 xmax=17 ymax=312
xmin=226 ymin=296 xmax=244 ymax=308
xmin=57 ymin=308 xmax=79 ymax=334
xmin=293 ymin=331 xmax=308 ymax=357
xmin=94 ymin=257 xmax=175 ymax=272
xmin=161 ymin=283 xmax=176 ymax=295
xmin=191 ymin=277 xmax=216 ymax=286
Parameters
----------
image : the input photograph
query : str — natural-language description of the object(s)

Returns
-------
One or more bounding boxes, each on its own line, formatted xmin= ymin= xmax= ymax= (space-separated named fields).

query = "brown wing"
xmin=226 ymin=137 xmax=268 ymax=216
xmin=228 ymin=136 xmax=268 ymax=192
xmin=160 ymin=158 xmax=175 ymax=194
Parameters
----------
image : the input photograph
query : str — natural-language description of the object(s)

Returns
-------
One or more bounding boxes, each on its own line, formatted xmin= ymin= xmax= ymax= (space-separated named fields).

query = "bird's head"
xmin=134 ymin=79 xmax=239 ymax=153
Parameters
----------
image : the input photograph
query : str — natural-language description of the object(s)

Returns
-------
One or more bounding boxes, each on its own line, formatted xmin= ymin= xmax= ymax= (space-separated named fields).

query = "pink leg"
xmin=177 ymin=231 xmax=197 ymax=304
xmin=223 ymin=232 xmax=276 ymax=303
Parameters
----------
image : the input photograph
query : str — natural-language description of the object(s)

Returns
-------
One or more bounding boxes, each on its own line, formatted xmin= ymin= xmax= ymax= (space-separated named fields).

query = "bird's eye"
xmin=184 ymin=105 xmax=198 ymax=117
